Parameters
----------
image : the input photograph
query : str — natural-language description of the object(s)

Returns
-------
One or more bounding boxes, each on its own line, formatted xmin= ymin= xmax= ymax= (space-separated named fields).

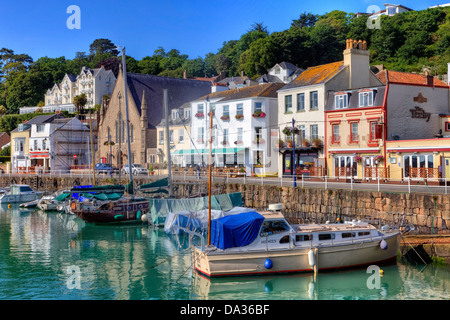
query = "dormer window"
xmin=359 ymin=90 xmax=374 ymax=107
xmin=334 ymin=93 xmax=348 ymax=109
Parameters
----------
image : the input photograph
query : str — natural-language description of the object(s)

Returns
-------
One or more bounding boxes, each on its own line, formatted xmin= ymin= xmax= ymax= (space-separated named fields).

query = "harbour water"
xmin=0 ymin=204 xmax=449 ymax=301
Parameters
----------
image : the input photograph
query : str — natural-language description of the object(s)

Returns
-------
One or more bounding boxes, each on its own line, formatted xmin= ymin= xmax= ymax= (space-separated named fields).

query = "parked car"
xmin=95 ymin=163 xmax=119 ymax=174
xmin=122 ymin=163 xmax=149 ymax=175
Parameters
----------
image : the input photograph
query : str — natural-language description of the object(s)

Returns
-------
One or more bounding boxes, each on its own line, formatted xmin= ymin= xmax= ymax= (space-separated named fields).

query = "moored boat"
xmin=0 ymin=184 xmax=43 ymax=204
xmin=190 ymin=211 xmax=401 ymax=278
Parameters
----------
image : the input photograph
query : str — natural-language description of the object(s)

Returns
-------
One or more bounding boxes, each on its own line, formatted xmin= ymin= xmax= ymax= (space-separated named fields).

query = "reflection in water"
xmin=0 ymin=205 xmax=449 ymax=300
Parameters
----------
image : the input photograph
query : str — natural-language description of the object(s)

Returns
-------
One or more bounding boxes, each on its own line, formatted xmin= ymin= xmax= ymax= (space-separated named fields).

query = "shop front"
xmin=280 ymin=148 xmax=321 ymax=177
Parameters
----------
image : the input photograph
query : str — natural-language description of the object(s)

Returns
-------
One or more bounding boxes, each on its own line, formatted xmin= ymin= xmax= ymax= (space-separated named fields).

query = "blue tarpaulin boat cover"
xmin=211 ymin=212 xmax=265 ymax=250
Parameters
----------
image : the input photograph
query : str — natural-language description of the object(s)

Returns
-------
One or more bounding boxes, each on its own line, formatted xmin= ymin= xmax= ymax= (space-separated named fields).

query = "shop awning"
xmin=172 ymin=147 xmax=246 ymax=155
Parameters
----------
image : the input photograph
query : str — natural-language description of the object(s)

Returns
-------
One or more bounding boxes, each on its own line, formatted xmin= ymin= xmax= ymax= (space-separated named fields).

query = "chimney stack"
xmin=343 ymin=39 xmax=370 ymax=89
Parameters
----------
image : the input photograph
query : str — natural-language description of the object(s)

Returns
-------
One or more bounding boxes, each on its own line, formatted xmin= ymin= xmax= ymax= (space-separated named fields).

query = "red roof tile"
xmin=377 ymin=70 xmax=448 ymax=88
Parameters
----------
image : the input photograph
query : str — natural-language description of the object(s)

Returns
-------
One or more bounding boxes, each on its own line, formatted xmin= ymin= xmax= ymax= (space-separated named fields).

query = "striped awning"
xmin=172 ymin=147 xmax=246 ymax=155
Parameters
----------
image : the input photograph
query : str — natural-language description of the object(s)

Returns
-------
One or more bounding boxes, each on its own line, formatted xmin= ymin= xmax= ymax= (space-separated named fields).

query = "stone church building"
xmin=97 ymin=68 xmax=212 ymax=168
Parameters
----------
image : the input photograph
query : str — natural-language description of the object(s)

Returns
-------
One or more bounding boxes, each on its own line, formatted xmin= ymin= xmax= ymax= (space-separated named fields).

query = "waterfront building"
xmin=184 ymin=82 xmax=284 ymax=176
xmin=20 ymin=66 xmax=116 ymax=114
xmin=325 ymin=66 xmax=449 ymax=181
xmin=97 ymin=69 xmax=212 ymax=169
xmin=10 ymin=114 xmax=91 ymax=173
xmin=154 ymin=103 xmax=192 ymax=166
xmin=277 ymin=39 xmax=383 ymax=177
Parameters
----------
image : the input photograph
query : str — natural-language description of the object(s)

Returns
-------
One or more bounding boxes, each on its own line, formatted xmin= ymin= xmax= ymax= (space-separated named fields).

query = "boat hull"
xmin=0 ymin=193 xmax=43 ymax=204
xmin=193 ymin=231 xmax=401 ymax=278
xmin=73 ymin=199 xmax=149 ymax=224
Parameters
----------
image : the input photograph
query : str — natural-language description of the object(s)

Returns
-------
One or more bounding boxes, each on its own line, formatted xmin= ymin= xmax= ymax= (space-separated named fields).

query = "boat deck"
xmin=295 ymin=223 xmax=375 ymax=233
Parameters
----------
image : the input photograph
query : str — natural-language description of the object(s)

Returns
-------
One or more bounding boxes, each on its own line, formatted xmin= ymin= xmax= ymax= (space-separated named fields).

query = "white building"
xmin=20 ymin=66 xmax=116 ymax=114
xmin=257 ymin=62 xmax=303 ymax=84
xmin=181 ymin=83 xmax=285 ymax=176
xmin=11 ymin=114 xmax=92 ymax=173
xmin=277 ymin=39 xmax=384 ymax=177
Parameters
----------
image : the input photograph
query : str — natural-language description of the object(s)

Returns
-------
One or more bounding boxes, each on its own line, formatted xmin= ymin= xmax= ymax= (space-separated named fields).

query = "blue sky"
xmin=0 ymin=0 xmax=441 ymax=61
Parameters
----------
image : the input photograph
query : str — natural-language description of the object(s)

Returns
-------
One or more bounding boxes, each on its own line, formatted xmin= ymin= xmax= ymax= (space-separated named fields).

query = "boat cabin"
xmin=10 ymin=185 xmax=35 ymax=194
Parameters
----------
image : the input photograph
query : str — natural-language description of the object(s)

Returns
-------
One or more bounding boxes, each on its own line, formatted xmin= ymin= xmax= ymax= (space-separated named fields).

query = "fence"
xmin=2 ymin=169 xmax=450 ymax=195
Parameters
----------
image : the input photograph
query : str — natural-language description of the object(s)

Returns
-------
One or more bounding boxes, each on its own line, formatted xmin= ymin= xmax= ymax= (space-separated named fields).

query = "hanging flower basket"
xmin=253 ymin=138 xmax=265 ymax=144
xmin=252 ymin=111 xmax=266 ymax=118
xmin=235 ymin=114 xmax=244 ymax=120
xmin=354 ymin=156 xmax=362 ymax=162
xmin=195 ymin=112 xmax=204 ymax=118
xmin=220 ymin=115 xmax=230 ymax=121
xmin=375 ymin=155 xmax=384 ymax=162
xmin=282 ymin=127 xmax=300 ymax=135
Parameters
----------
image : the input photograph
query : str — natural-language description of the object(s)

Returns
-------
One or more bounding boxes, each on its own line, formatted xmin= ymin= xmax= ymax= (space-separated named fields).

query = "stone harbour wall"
xmin=1 ymin=175 xmax=449 ymax=234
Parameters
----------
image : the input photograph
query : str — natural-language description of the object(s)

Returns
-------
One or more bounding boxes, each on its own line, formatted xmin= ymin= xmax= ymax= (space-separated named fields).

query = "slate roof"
xmin=281 ymin=61 xmax=346 ymax=90
xmin=324 ymin=86 xmax=386 ymax=111
xmin=377 ymin=70 xmax=448 ymax=88
xmin=126 ymin=73 xmax=212 ymax=129
xmin=194 ymin=82 xmax=285 ymax=103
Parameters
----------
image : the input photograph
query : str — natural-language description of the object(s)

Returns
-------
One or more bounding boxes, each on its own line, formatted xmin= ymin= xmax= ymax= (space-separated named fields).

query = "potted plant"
xmin=375 ymin=155 xmax=384 ymax=162
xmin=221 ymin=140 xmax=228 ymax=145
xmin=354 ymin=156 xmax=362 ymax=162
xmin=286 ymin=139 xmax=293 ymax=148
xmin=312 ymin=138 xmax=323 ymax=147
xmin=234 ymin=140 xmax=243 ymax=145
xmin=302 ymin=139 xmax=310 ymax=147
xmin=235 ymin=114 xmax=244 ymax=120
xmin=149 ymin=165 xmax=154 ymax=175
xmin=220 ymin=115 xmax=230 ymax=121
xmin=195 ymin=112 xmax=204 ymax=118
xmin=277 ymin=139 xmax=285 ymax=148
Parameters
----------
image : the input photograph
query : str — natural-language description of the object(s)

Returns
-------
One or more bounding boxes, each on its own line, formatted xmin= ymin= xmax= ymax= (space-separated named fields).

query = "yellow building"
xmin=386 ymin=137 xmax=450 ymax=182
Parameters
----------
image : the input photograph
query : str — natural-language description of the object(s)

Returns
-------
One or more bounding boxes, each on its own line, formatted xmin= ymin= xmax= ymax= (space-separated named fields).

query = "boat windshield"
xmin=20 ymin=186 xmax=33 ymax=192
xmin=260 ymin=219 xmax=291 ymax=236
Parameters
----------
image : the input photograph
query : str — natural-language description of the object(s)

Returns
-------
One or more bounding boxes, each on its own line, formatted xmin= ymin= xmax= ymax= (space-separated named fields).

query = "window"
xmin=37 ymin=124 xmax=45 ymax=132
xmin=296 ymin=234 xmax=313 ymax=241
xmin=369 ymin=121 xmax=377 ymax=141
xmin=197 ymin=103 xmax=204 ymax=114
xmin=34 ymin=140 xmax=38 ymax=150
xmin=310 ymin=91 xmax=318 ymax=110
xmin=359 ymin=91 xmax=374 ymax=107
xmin=236 ymin=103 xmax=243 ymax=115
xmin=159 ymin=131 xmax=164 ymax=145
xmin=358 ymin=231 xmax=370 ymax=236
xmin=342 ymin=232 xmax=356 ymax=238
xmin=130 ymin=125 xmax=134 ymax=142
xmin=310 ymin=124 xmax=318 ymax=141
xmin=223 ymin=105 xmax=229 ymax=117
xmin=171 ymin=109 xmax=178 ymax=120
xmin=42 ymin=139 xmax=46 ymax=150
xmin=285 ymin=95 xmax=292 ymax=113
xmin=334 ymin=94 xmax=348 ymax=109
xmin=223 ymin=129 xmax=229 ymax=144
xmin=318 ymin=233 xmax=335 ymax=241
xmin=260 ymin=220 xmax=291 ymax=236
xmin=184 ymin=109 xmax=191 ymax=119
xmin=298 ymin=125 xmax=306 ymax=141
xmin=332 ymin=124 xmax=340 ymax=143
xmin=254 ymin=102 xmax=262 ymax=112
xmin=198 ymin=127 xmax=204 ymax=143
xmin=297 ymin=93 xmax=305 ymax=111
xmin=237 ymin=128 xmax=243 ymax=143
xmin=445 ymin=122 xmax=450 ymax=132
xmin=350 ymin=122 xmax=358 ymax=142
xmin=169 ymin=130 xmax=174 ymax=144
xmin=178 ymin=129 xmax=184 ymax=143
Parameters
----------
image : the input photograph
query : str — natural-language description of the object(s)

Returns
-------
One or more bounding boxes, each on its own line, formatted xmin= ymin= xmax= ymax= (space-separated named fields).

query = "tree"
xmin=89 ymin=38 xmax=119 ymax=58
xmin=291 ymin=12 xmax=318 ymax=28
xmin=73 ymin=93 xmax=87 ymax=115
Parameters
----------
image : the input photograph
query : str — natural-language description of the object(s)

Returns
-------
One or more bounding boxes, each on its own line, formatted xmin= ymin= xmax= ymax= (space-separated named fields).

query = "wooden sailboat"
xmin=72 ymin=47 xmax=159 ymax=224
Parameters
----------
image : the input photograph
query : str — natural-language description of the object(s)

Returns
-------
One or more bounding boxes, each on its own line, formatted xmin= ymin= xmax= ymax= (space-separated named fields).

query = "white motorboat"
xmin=0 ymin=184 xmax=43 ymax=204
xmin=190 ymin=211 xmax=401 ymax=278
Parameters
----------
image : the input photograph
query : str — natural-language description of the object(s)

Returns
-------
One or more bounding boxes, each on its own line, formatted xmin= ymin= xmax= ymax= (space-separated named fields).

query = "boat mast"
xmin=89 ymin=109 xmax=96 ymax=186
xmin=207 ymin=96 xmax=212 ymax=246
xmin=164 ymin=89 xmax=173 ymax=198
xmin=121 ymin=47 xmax=134 ymax=193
